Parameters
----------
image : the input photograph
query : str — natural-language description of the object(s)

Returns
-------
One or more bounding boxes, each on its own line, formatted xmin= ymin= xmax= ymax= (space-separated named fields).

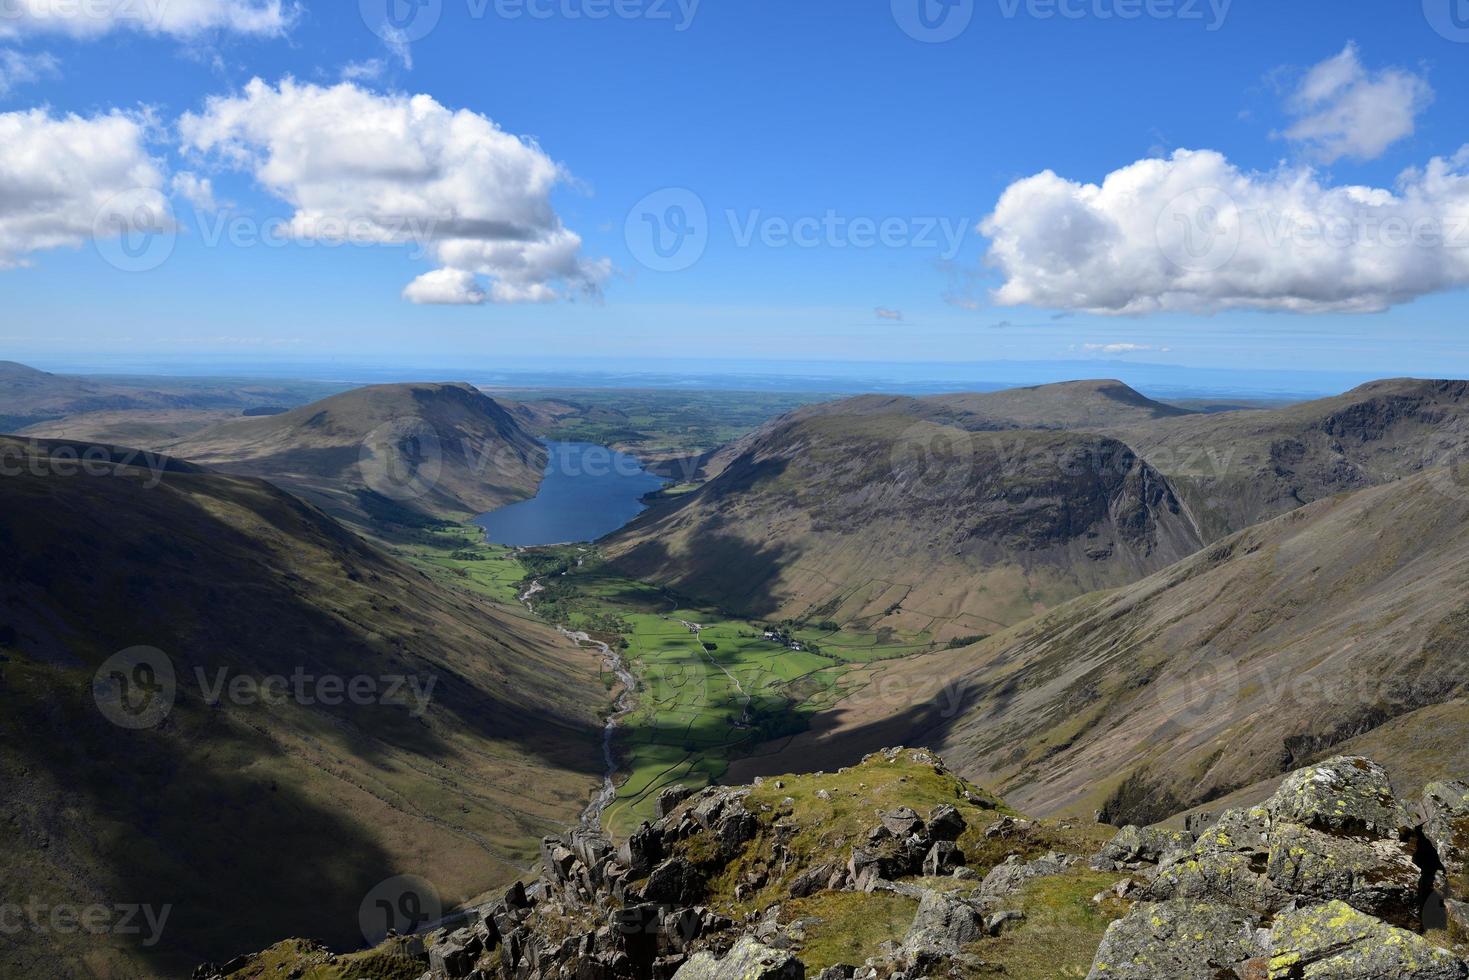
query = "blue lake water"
xmin=474 ymin=441 xmax=668 ymax=547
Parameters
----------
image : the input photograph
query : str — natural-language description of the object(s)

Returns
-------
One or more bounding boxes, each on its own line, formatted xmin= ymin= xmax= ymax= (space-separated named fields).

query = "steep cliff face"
xmin=607 ymin=412 xmax=1203 ymax=640
xmin=1111 ymin=378 xmax=1469 ymax=540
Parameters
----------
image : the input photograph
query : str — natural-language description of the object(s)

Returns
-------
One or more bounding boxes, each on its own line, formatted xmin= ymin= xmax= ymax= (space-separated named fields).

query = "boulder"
xmin=1265 ymin=820 xmax=1421 ymax=930
xmin=1094 ymin=825 xmax=1194 ymax=869
xmin=922 ymin=841 xmax=964 ymax=877
xmin=1084 ymin=901 xmax=1262 ymax=980
xmin=978 ymin=852 xmax=1078 ymax=897
xmin=1266 ymin=900 xmax=1468 ymax=979
xmin=620 ymin=822 xmax=665 ymax=879
xmin=927 ymin=805 xmax=966 ymax=843
xmin=672 ymin=937 xmax=804 ymax=980
xmin=1267 ymin=757 xmax=1409 ymax=839
xmin=789 ymin=863 xmax=835 ymax=899
xmin=900 ymin=889 xmax=984 ymax=959
xmin=880 ymin=807 xmax=925 ymax=838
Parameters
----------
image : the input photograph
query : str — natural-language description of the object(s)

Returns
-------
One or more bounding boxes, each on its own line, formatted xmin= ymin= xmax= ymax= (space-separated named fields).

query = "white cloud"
xmin=0 ymin=47 xmax=58 ymax=96
xmin=179 ymin=78 xmax=609 ymax=304
xmin=403 ymin=268 xmax=486 ymax=305
xmin=874 ymin=306 xmax=903 ymax=321
xmin=0 ymin=107 xmax=168 ymax=267
xmin=170 ymin=171 xmax=217 ymax=211
xmin=1279 ymin=43 xmax=1433 ymax=163
xmin=981 ymin=147 xmax=1469 ymax=316
xmin=0 ymin=0 xmax=295 ymax=38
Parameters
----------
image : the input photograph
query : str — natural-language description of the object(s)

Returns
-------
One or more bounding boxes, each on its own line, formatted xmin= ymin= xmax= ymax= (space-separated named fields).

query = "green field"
xmin=398 ymin=527 xmax=944 ymax=836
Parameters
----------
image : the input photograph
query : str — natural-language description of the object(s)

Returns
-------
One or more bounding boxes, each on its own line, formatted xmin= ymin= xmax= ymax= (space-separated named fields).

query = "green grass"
xmin=968 ymin=869 xmax=1129 ymax=979
xmin=781 ymin=892 xmax=919 ymax=971
xmin=397 ymin=528 xmax=964 ymax=838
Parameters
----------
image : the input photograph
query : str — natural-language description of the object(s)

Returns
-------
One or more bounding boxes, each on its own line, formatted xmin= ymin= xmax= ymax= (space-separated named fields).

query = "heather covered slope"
xmin=167 ymin=382 xmax=546 ymax=523
xmin=0 ymin=438 xmax=603 ymax=978
xmin=606 ymin=409 xmax=1204 ymax=640
xmin=1110 ymin=377 xmax=1469 ymax=540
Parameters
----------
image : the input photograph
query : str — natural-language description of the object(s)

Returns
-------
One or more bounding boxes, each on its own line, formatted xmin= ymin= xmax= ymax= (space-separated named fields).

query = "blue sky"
xmin=4 ymin=0 xmax=1469 ymax=379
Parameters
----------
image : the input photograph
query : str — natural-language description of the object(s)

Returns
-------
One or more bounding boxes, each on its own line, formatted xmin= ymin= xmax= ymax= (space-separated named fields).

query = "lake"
xmin=474 ymin=441 xmax=668 ymax=547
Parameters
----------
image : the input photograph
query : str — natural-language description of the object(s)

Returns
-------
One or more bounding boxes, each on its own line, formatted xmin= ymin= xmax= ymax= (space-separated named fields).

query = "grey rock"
xmin=1095 ymin=825 xmax=1194 ymax=868
xmin=927 ymin=805 xmax=966 ymax=843
xmin=1267 ymin=757 xmax=1409 ymax=838
xmin=978 ymin=852 xmax=1078 ymax=897
xmin=922 ymin=841 xmax=964 ymax=877
xmin=1267 ymin=900 xmax=1468 ymax=979
xmin=880 ymin=807 xmax=925 ymax=838
xmin=644 ymin=857 xmax=707 ymax=906
xmin=657 ymin=785 xmax=695 ymax=819
xmin=901 ymin=889 xmax=983 ymax=959
xmin=672 ymin=937 xmax=804 ymax=980
xmin=1084 ymin=900 xmax=1261 ymax=980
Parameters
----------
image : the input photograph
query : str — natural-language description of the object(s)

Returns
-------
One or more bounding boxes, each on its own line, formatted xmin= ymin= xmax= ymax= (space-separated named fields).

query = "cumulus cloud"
xmin=0 ymin=107 xmax=168 ymax=267
xmin=981 ymin=147 xmax=1469 ymax=316
xmin=179 ymin=78 xmax=609 ymax=304
xmin=874 ymin=306 xmax=903 ymax=321
xmin=0 ymin=48 xmax=58 ymax=96
xmin=170 ymin=171 xmax=217 ymax=211
xmin=1279 ymin=44 xmax=1433 ymax=164
xmin=0 ymin=0 xmax=295 ymax=38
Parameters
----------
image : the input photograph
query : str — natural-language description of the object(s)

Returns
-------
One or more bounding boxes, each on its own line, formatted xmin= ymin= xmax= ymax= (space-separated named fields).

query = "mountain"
xmin=0 ymin=360 xmax=342 ymax=433
xmin=805 ymin=379 xmax=1194 ymax=431
xmin=1111 ymin=377 xmax=1469 ymax=540
xmin=0 ymin=437 xmax=603 ymax=978
xmin=606 ymin=406 xmax=1204 ymax=640
xmin=798 ymin=467 xmax=1469 ymax=827
xmin=165 ymin=383 xmax=547 ymax=523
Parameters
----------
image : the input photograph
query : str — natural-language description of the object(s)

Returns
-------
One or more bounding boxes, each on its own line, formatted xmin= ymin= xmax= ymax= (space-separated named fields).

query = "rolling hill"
xmin=606 ymin=406 xmax=1204 ymax=641
xmin=0 ymin=437 xmax=603 ymax=978
xmin=165 ymin=383 xmax=547 ymax=524
xmin=0 ymin=360 xmax=342 ymax=434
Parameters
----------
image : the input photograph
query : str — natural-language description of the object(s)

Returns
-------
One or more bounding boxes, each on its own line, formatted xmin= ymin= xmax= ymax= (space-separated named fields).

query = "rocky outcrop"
xmin=1087 ymin=756 xmax=1469 ymax=980
xmin=1424 ymin=781 xmax=1469 ymax=941
xmin=672 ymin=938 xmax=804 ymax=980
